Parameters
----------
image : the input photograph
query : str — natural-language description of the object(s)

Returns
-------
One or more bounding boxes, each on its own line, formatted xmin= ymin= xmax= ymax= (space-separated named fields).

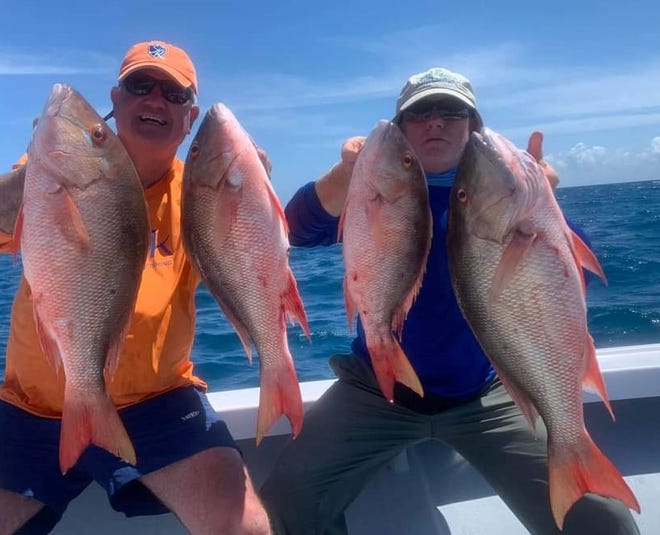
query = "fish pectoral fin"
xmin=489 ymin=230 xmax=537 ymax=301
xmin=54 ymin=187 xmax=91 ymax=251
xmin=214 ymin=193 xmax=240 ymax=235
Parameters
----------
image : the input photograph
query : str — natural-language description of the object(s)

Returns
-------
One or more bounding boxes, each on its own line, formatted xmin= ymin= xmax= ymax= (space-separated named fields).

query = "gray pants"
xmin=260 ymin=354 xmax=639 ymax=535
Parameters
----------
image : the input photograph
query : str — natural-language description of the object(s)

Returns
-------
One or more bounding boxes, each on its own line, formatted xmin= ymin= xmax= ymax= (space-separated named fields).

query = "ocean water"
xmin=1 ymin=180 xmax=658 ymax=392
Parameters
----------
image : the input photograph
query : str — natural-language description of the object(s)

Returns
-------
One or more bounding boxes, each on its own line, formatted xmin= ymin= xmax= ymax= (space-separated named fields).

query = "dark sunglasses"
xmin=401 ymin=101 xmax=471 ymax=123
xmin=120 ymin=75 xmax=195 ymax=105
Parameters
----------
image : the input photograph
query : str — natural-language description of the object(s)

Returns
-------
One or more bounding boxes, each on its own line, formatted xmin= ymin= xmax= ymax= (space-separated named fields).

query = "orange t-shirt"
xmin=0 ymin=158 xmax=207 ymax=418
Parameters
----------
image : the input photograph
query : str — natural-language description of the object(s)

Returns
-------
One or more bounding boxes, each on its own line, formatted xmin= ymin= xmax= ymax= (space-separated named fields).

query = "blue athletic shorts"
xmin=0 ymin=386 xmax=239 ymax=521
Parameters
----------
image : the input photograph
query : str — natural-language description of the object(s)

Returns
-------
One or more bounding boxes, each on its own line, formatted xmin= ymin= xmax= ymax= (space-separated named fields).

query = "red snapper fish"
xmin=182 ymin=103 xmax=310 ymax=444
xmin=339 ymin=120 xmax=432 ymax=401
xmin=16 ymin=84 xmax=149 ymax=473
xmin=447 ymin=127 xmax=640 ymax=528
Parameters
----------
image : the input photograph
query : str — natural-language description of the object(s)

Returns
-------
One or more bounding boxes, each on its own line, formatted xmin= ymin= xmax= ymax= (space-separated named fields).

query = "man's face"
xmin=110 ymin=67 xmax=199 ymax=158
xmin=398 ymin=97 xmax=472 ymax=173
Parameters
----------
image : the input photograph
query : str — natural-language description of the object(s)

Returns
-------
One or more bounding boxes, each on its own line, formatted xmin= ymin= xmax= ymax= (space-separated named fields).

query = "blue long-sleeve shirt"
xmin=284 ymin=174 xmax=591 ymax=400
xmin=285 ymin=177 xmax=495 ymax=399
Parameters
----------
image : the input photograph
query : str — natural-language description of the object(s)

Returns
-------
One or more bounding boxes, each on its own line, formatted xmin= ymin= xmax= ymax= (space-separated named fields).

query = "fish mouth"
xmin=469 ymin=129 xmax=540 ymax=241
xmin=139 ymin=113 xmax=166 ymax=126
xmin=209 ymin=102 xmax=232 ymax=125
xmin=44 ymin=83 xmax=72 ymax=118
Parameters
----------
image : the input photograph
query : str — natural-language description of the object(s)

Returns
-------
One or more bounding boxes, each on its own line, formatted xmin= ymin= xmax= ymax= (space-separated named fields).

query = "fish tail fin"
xmin=548 ymin=435 xmax=640 ymax=530
xmin=256 ymin=360 xmax=304 ymax=446
xmin=368 ymin=336 xmax=423 ymax=401
xmin=59 ymin=391 xmax=136 ymax=474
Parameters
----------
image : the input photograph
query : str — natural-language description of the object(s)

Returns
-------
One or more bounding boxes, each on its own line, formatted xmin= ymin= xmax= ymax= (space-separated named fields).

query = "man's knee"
xmin=0 ymin=490 xmax=56 ymax=535
xmin=563 ymin=494 xmax=640 ymax=535
xmin=240 ymin=500 xmax=273 ymax=535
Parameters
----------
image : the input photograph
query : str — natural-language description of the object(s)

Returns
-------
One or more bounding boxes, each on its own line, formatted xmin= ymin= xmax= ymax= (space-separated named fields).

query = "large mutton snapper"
xmin=15 ymin=84 xmax=149 ymax=474
xmin=182 ymin=103 xmax=310 ymax=445
xmin=339 ymin=120 xmax=432 ymax=402
xmin=447 ymin=127 xmax=640 ymax=529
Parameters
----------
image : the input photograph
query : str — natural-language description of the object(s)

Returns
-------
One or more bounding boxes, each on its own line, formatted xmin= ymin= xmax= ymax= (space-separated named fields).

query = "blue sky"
xmin=2 ymin=0 xmax=659 ymax=204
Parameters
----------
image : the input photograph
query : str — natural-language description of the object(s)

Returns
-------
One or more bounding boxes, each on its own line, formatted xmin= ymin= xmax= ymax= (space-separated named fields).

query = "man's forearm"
xmin=0 ymin=165 xmax=25 ymax=235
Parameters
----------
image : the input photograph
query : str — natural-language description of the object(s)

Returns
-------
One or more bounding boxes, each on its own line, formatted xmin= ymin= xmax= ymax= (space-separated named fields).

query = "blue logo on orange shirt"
xmin=150 ymin=229 xmax=173 ymax=258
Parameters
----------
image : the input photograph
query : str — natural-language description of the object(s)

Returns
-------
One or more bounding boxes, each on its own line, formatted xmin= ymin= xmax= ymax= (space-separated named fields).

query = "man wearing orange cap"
xmin=0 ymin=41 xmax=272 ymax=535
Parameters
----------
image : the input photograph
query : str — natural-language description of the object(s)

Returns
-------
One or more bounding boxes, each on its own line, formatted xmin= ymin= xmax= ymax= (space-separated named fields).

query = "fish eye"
xmin=189 ymin=142 xmax=200 ymax=158
xmin=91 ymin=125 xmax=106 ymax=145
xmin=402 ymin=153 xmax=414 ymax=169
xmin=456 ymin=188 xmax=468 ymax=202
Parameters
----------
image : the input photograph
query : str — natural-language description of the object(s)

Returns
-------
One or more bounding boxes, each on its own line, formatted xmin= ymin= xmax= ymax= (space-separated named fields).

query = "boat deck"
xmin=51 ymin=344 xmax=660 ymax=534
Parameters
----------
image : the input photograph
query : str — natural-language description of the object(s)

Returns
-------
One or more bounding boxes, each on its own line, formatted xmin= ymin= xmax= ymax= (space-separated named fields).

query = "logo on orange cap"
xmin=118 ymin=41 xmax=198 ymax=95
xmin=148 ymin=44 xmax=167 ymax=58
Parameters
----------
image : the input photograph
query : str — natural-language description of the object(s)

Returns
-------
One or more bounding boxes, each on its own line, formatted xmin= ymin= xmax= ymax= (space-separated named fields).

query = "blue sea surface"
xmin=1 ymin=180 xmax=658 ymax=392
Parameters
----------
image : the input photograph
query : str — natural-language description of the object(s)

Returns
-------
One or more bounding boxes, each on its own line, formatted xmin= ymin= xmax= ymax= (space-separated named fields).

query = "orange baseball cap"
xmin=118 ymin=41 xmax=198 ymax=94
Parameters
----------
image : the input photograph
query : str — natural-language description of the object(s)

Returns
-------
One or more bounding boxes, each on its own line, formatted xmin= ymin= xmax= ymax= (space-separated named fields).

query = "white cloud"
xmin=547 ymin=138 xmax=660 ymax=186
xmin=0 ymin=49 xmax=114 ymax=75
xmin=652 ymin=137 xmax=660 ymax=154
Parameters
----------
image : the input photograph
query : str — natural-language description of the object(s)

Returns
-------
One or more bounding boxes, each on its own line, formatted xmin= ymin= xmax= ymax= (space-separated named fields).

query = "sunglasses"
xmin=120 ymin=75 xmax=195 ymax=105
xmin=401 ymin=102 xmax=471 ymax=123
